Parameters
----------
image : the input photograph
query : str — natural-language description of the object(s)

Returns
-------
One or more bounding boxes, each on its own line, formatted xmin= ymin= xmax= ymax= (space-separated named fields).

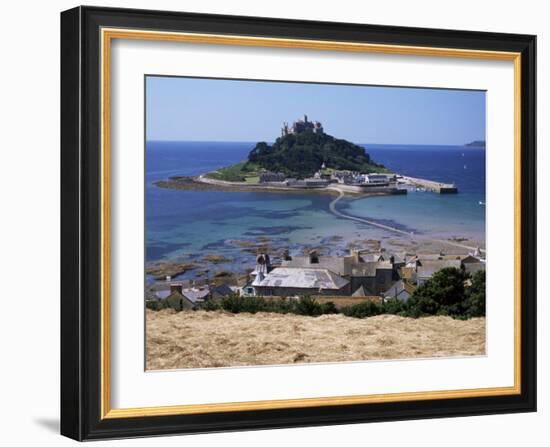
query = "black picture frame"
xmin=61 ymin=5 xmax=536 ymax=441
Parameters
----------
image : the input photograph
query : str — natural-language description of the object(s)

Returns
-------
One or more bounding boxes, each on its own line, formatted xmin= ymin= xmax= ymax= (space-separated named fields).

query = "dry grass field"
xmin=146 ymin=310 xmax=485 ymax=370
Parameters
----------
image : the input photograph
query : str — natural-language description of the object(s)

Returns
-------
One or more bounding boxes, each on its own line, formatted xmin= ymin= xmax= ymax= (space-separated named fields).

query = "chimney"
xmin=308 ymin=250 xmax=319 ymax=264
xmin=170 ymin=283 xmax=183 ymax=295
xmin=283 ymin=249 xmax=292 ymax=261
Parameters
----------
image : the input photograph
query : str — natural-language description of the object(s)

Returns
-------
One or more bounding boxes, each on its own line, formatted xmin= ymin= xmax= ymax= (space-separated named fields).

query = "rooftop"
xmin=255 ymin=267 xmax=349 ymax=291
xmin=383 ymin=280 xmax=416 ymax=299
xmin=464 ymin=262 xmax=486 ymax=275
xmin=282 ymin=256 xmax=351 ymax=276
xmin=351 ymin=261 xmax=393 ymax=277
xmin=182 ymin=287 xmax=211 ymax=302
xmin=417 ymin=260 xmax=462 ymax=278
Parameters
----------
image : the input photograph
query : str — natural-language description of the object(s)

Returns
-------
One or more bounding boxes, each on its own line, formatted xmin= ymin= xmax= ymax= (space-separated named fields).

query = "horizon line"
xmin=145 ymin=139 xmax=486 ymax=147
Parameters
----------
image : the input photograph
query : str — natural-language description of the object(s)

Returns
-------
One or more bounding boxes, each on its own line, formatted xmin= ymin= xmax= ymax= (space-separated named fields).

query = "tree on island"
xmin=247 ymin=131 xmax=386 ymax=178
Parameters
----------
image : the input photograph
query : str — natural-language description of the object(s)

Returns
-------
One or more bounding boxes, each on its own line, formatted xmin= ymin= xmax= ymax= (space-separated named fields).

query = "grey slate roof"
xmin=256 ymin=267 xmax=349 ymax=290
xmin=151 ymin=283 xmax=211 ymax=302
xmin=464 ymin=262 xmax=486 ymax=275
xmin=281 ymin=256 xmax=350 ymax=275
xmin=165 ymin=292 xmax=195 ymax=310
xmin=383 ymin=280 xmax=413 ymax=302
xmin=417 ymin=254 xmax=466 ymax=262
xmin=155 ymin=290 xmax=171 ymax=300
xmin=462 ymin=255 xmax=483 ymax=264
xmin=381 ymin=252 xmax=406 ymax=264
xmin=417 ymin=260 xmax=462 ymax=279
xmin=351 ymin=261 xmax=393 ymax=277
xmin=182 ymin=287 xmax=210 ymax=302
xmin=361 ymin=253 xmax=383 ymax=262
xmin=282 ymin=253 xmax=401 ymax=278
xmin=211 ymin=283 xmax=234 ymax=297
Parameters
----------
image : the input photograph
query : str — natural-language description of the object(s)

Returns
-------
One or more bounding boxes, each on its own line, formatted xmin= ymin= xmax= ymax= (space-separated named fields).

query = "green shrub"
xmin=270 ymin=297 xmax=296 ymax=314
xmin=405 ymin=267 xmax=485 ymax=319
xmin=196 ymin=294 xmax=339 ymax=317
xmin=382 ymin=297 xmax=406 ymax=315
xmin=342 ymin=300 xmax=383 ymax=318
xmin=145 ymin=299 xmax=170 ymax=311
xmin=219 ymin=295 xmax=268 ymax=314
xmin=198 ymin=299 xmax=221 ymax=311
xmin=145 ymin=300 xmax=159 ymax=311
xmin=294 ymin=296 xmax=323 ymax=316
xmin=320 ymin=301 xmax=338 ymax=315
xmin=464 ymin=270 xmax=486 ymax=318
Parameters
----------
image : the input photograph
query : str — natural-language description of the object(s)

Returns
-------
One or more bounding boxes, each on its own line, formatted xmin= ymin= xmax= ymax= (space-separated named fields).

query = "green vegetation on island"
xmin=205 ymin=161 xmax=261 ymax=183
xmin=249 ymin=132 xmax=387 ymax=178
xmin=206 ymin=131 xmax=388 ymax=182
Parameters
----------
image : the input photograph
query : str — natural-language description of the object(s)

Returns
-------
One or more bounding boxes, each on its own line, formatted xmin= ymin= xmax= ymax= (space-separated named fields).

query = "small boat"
xmin=479 ymin=201 xmax=485 ymax=206
xmin=464 ymin=164 xmax=467 ymax=169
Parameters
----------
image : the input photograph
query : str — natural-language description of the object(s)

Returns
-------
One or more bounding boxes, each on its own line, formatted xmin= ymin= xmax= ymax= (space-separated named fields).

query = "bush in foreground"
xmin=195 ymin=295 xmax=335 ymax=317
xmin=341 ymin=300 xmax=383 ymax=318
xmin=146 ymin=299 xmax=170 ymax=311
xmin=406 ymin=268 xmax=485 ymax=319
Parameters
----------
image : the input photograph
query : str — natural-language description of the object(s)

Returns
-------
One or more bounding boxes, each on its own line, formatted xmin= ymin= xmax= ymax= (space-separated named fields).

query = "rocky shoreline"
xmin=146 ymin=232 xmax=485 ymax=291
xmin=155 ymin=175 xmax=342 ymax=195
xmin=154 ymin=175 xmax=394 ymax=197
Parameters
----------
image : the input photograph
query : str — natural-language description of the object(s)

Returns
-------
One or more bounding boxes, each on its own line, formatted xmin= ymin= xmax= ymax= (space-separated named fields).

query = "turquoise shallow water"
xmin=343 ymin=190 xmax=485 ymax=239
xmin=146 ymin=141 xmax=485 ymax=279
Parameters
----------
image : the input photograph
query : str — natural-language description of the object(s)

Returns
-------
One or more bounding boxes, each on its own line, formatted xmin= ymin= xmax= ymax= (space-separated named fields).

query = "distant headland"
xmin=464 ymin=140 xmax=486 ymax=148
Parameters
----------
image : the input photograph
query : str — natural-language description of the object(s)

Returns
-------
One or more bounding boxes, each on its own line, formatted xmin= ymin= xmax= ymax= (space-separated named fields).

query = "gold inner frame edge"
xmin=100 ymin=27 xmax=522 ymax=419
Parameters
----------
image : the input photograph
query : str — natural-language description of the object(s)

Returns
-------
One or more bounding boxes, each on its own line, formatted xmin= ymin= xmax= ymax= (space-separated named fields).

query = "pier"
xmin=401 ymin=176 xmax=458 ymax=194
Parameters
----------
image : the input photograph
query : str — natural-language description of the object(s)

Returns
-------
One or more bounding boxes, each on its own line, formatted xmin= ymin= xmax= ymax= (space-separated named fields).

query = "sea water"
xmin=146 ymin=141 xmax=485 ymax=276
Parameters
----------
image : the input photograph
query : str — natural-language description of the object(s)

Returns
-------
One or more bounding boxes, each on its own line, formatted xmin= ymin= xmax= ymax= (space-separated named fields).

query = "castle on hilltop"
xmin=281 ymin=115 xmax=324 ymax=136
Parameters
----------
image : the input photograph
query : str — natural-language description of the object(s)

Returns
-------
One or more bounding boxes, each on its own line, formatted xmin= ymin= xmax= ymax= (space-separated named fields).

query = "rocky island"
xmin=209 ymin=115 xmax=388 ymax=181
xmin=156 ymin=115 xmax=411 ymax=196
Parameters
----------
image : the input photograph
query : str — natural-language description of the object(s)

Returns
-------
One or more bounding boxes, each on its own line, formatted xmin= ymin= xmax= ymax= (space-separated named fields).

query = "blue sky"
xmin=146 ymin=76 xmax=485 ymax=145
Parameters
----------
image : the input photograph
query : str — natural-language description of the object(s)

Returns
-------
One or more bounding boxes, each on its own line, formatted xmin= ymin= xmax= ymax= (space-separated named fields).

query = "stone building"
xmin=349 ymin=261 xmax=396 ymax=295
xmin=259 ymin=172 xmax=286 ymax=183
xmin=281 ymin=114 xmax=324 ymax=136
xmin=279 ymin=249 xmax=399 ymax=295
xmin=248 ymin=247 xmax=485 ymax=298
xmin=252 ymin=267 xmax=350 ymax=297
xmin=163 ymin=284 xmax=195 ymax=311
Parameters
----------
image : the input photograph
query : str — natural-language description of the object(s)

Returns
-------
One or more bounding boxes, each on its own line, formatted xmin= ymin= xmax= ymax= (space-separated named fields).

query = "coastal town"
xmin=148 ymin=115 xmax=480 ymax=312
xmin=146 ymin=243 xmax=485 ymax=311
